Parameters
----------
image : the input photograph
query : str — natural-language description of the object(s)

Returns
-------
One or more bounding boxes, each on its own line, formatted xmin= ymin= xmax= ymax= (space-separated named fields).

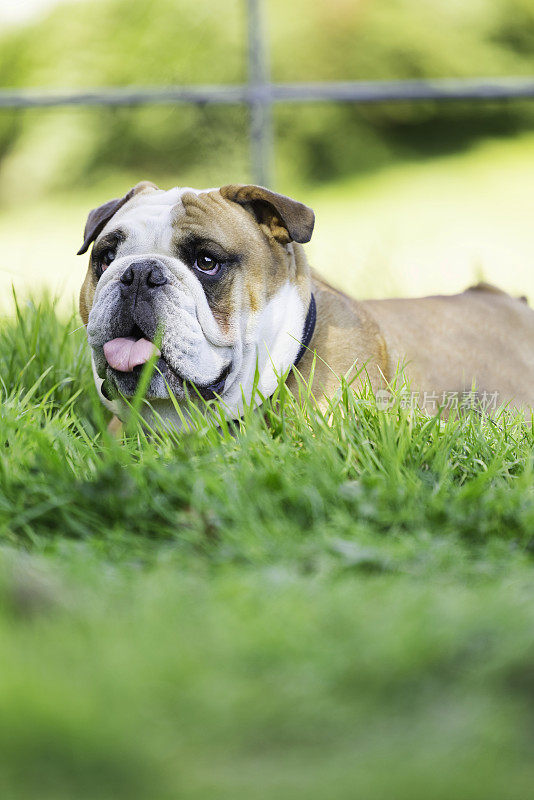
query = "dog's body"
xmin=78 ymin=182 xmax=534 ymax=424
xmin=295 ymin=277 xmax=534 ymax=412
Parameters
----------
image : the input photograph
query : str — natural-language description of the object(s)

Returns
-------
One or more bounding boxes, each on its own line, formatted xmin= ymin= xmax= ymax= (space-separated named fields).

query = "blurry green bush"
xmin=0 ymin=0 xmax=533 ymax=193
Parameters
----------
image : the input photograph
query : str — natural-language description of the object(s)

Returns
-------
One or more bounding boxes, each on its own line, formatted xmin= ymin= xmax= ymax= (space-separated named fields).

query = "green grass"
xmin=1 ymin=295 xmax=534 ymax=799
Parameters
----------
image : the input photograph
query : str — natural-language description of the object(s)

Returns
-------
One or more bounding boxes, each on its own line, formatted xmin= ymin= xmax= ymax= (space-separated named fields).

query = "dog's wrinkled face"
xmin=79 ymin=182 xmax=314 ymax=425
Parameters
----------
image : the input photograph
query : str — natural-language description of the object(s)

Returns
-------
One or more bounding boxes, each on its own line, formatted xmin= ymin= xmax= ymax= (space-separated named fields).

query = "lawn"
xmin=1 ymin=296 xmax=533 ymax=799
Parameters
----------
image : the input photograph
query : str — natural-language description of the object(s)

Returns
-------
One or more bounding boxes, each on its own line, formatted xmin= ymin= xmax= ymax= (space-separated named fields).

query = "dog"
xmin=78 ymin=181 xmax=534 ymax=425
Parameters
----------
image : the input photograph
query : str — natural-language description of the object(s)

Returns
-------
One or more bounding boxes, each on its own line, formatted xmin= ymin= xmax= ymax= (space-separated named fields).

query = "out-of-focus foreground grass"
xmin=3 ymin=554 xmax=534 ymax=800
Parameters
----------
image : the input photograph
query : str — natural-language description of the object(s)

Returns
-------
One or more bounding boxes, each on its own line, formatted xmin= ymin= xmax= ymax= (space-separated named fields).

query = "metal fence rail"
xmin=3 ymin=77 xmax=534 ymax=109
xmin=1 ymin=0 xmax=534 ymax=187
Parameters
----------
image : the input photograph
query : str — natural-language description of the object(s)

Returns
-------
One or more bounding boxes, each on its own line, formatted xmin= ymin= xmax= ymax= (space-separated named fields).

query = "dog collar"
xmin=294 ymin=293 xmax=317 ymax=367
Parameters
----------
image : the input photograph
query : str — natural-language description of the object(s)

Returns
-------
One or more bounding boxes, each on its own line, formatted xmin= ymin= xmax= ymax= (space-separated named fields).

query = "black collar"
xmin=294 ymin=293 xmax=317 ymax=368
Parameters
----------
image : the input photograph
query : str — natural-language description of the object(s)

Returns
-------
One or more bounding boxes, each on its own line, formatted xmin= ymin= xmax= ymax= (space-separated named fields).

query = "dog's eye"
xmin=100 ymin=248 xmax=116 ymax=271
xmin=194 ymin=251 xmax=221 ymax=276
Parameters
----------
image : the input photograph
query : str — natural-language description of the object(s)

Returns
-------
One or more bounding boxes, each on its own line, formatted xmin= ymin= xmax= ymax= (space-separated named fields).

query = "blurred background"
xmin=1 ymin=0 xmax=534 ymax=308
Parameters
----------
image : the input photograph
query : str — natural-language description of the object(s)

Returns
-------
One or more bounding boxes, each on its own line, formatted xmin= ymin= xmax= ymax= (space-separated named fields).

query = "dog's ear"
xmin=220 ymin=184 xmax=315 ymax=245
xmin=77 ymin=180 xmax=158 ymax=255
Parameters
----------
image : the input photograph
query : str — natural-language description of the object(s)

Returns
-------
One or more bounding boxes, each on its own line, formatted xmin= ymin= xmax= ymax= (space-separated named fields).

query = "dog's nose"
xmin=120 ymin=260 xmax=168 ymax=296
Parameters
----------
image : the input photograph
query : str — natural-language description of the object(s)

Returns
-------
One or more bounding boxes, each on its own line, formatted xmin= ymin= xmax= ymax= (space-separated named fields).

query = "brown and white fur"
xmin=78 ymin=181 xmax=534 ymax=426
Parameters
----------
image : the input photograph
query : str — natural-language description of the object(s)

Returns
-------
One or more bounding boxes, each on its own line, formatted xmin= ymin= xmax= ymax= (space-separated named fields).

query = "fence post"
xmin=247 ymin=0 xmax=273 ymax=187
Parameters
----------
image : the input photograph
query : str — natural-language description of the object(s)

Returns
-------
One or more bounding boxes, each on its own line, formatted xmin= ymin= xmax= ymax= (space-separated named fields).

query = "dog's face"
xmin=78 ymin=182 xmax=315 ymax=425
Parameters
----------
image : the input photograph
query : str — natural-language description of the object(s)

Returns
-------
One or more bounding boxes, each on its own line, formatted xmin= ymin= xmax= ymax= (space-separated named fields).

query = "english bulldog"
xmin=78 ymin=181 xmax=534 ymax=425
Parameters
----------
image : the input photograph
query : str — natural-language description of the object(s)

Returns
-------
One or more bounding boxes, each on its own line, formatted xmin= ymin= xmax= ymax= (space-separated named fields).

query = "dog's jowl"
xmin=78 ymin=181 xmax=534 ymax=424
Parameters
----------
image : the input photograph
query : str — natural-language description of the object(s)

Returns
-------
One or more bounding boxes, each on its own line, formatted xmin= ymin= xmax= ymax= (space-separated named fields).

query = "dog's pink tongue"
xmin=103 ymin=337 xmax=160 ymax=372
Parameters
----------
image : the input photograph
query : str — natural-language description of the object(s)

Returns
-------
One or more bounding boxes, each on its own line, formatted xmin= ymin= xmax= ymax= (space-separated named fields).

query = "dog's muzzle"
xmin=95 ymin=257 xmax=232 ymax=402
xmin=117 ymin=258 xmax=167 ymax=340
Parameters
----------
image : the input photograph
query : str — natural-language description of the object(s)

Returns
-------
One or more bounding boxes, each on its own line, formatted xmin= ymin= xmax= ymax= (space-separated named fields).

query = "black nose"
xmin=120 ymin=260 xmax=168 ymax=297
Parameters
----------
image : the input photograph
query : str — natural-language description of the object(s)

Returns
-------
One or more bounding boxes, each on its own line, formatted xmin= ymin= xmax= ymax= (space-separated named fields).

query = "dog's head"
xmin=78 ymin=181 xmax=315 ymax=424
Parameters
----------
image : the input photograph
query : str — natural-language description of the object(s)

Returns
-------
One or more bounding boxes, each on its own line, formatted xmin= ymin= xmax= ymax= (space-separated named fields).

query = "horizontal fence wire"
xmin=1 ymin=77 xmax=534 ymax=109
